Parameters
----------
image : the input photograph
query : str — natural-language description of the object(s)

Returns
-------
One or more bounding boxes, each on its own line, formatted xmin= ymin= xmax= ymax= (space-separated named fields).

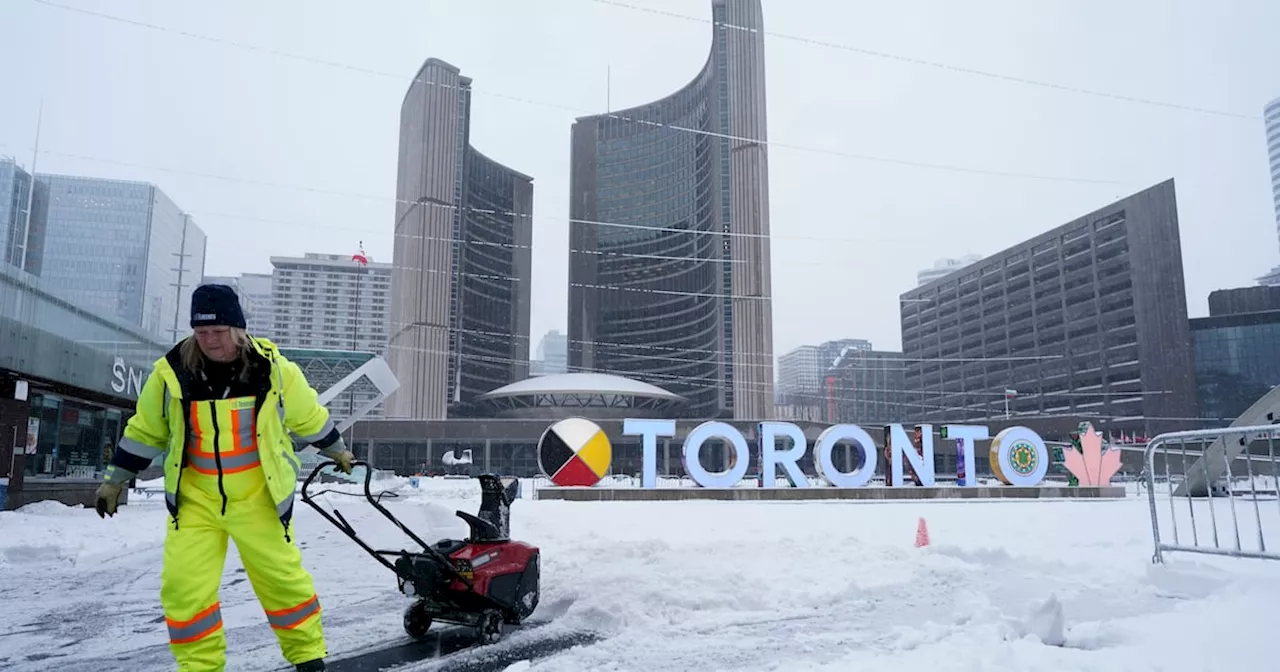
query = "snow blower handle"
xmin=298 ymin=460 xmax=480 ymax=591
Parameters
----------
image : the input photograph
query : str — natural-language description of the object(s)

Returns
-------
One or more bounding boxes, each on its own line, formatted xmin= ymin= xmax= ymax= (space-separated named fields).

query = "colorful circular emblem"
xmin=1009 ymin=440 xmax=1039 ymax=476
xmin=537 ymin=417 xmax=612 ymax=487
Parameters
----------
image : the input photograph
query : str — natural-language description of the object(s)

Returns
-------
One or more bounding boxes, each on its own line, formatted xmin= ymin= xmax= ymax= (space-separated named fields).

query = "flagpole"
xmin=348 ymin=242 xmax=365 ymax=442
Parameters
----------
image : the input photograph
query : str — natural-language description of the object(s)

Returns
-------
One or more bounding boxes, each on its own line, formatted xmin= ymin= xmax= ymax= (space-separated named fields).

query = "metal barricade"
xmin=1145 ymin=424 xmax=1280 ymax=563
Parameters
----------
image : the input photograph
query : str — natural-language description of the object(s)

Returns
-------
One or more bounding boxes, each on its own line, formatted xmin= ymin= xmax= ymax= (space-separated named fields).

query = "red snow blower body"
xmin=301 ymin=460 xmax=540 ymax=645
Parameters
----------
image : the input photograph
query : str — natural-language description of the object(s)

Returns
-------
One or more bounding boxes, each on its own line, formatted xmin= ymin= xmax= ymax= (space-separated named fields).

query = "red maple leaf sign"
xmin=1063 ymin=423 xmax=1121 ymax=486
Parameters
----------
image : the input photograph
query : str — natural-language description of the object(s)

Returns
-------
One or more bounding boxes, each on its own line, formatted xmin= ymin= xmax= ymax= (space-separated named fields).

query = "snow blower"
xmin=300 ymin=460 xmax=540 ymax=645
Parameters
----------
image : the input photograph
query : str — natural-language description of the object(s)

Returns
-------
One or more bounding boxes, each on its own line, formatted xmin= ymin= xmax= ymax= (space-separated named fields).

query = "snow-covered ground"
xmin=2 ymin=476 xmax=1280 ymax=671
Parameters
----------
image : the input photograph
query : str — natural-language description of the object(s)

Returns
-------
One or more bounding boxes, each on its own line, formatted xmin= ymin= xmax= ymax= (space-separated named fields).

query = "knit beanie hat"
xmin=190 ymin=284 xmax=247 ymax=329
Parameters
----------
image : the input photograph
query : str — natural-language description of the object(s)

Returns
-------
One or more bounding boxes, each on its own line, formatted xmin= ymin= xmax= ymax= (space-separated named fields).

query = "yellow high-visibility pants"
xmin=161 ymin=474 xmax=326 ymax=671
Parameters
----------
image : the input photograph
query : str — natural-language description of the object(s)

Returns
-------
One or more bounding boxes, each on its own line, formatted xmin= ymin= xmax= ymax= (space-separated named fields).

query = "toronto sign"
xmin=536 ymin=417 xmax=1094 ymax=489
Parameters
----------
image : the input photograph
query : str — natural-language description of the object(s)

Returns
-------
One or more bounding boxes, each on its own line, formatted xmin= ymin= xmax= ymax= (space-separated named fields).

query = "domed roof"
xmin=478 ymin=373 xmax=684 ymax=401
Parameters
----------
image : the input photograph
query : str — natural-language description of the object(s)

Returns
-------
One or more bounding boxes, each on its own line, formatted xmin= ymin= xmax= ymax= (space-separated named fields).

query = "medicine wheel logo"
xmin=1009 ymin=440 xmax=1039 ymax=476
xmin=537 ymin=417 xmax=613 ymax=487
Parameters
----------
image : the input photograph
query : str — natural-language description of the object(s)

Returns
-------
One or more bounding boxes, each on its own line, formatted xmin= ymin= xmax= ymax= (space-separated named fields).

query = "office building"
xmin=0 ymin=158 xmax=34 ymax=271
xmin=898 ymin=179 xmax=1198 ymax=437
xmin=777 ymin=339 xmax=870 ymax=406
xmin=1258 ymin=97 xmax=1280 ymax=286
xmin=917 ymin=254 xmax=983 ymax=287
xmin=1191 ymin=287 xmax=1280 ymax=426
xmin=531 ymin=329 xmax=568 ymax=376
xmin=203 ymin=272 xmax=274 ymax=338
xmin=29 ymin=174 xmax=206 ymax=340
xmin=778 ymin=345 xmax=822 ymax=406
xmin=825 ymin=347 xmax=907 ymax=426
xmin=567 ymin=0 xmax=774 ymax=420
xmin=388 ymin=58 xmax=534 ymax=419
xmin=270 ymin=253 xmax=390 ymax=354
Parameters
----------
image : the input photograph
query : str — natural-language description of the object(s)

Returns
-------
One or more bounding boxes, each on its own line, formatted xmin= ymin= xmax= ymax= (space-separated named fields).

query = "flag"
xmin=352 ymin=241 xmax=369 ymax=266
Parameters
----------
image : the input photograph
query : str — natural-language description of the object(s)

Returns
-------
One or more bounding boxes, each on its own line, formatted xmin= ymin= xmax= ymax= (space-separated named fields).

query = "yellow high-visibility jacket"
xmin=104 ymin=337 xmax=337 ymax=532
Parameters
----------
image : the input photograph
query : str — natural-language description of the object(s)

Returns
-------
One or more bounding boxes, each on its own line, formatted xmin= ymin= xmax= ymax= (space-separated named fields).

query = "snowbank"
xmin=1 ymin=483 xmax=1278 ymax=671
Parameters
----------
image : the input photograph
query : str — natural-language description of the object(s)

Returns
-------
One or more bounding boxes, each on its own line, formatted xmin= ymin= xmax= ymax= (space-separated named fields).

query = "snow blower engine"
xmin=300 ymin=460 xmax=540 ymax=645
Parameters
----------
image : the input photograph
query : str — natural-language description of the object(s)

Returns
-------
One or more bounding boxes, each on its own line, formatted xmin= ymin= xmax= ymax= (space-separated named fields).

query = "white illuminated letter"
xmin=813 ymin=424 xmax=878 ymax=488
xmin=990 ymin=426 xmax=1049 ymax=486
xmin=943 ymin=425 xmax=989 ymax=487
xmin=682 ymin=421 xmax=750 ymax=488
xmin=758 ymin=422 xmax=808 ymax=488
xmin=888 ymin=424 xmax=935 ymax=487
xmin=622 ymin=418 xmax=677 ymax=489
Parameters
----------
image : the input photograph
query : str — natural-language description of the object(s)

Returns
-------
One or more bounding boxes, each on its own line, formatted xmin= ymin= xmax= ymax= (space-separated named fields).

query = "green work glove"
xmin=320 ymin=440 xmax=355 ymax=474
xmin=95 ymin=482 xmax=124 ymax=518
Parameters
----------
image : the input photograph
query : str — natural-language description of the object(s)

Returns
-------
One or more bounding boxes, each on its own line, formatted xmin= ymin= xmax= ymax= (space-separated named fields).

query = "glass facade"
xmin=24 ymin=392 xmax=126 ymax=478
xmin=826 ymin=350 xmax=908 ymax=426
xmin=1 ymin=261 xmax=168 ymax=395
xmin=455 ymin=150 xmax=532 ymax=405
xmin=568 ymin=0 xmax=775 ymax=420
xmin=0 ymin=158 xmax=33 ymax=270
xmin=1191 ymin=311 xmax=1280 ymax=426
xmin=587 ymin=73 xmax=723 ymax=417
xmin=30 ymin=175 xmax=206 ymax=339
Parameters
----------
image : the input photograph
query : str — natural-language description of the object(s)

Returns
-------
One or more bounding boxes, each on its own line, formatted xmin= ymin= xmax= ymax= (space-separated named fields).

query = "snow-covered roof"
xmin=479 ymin=373 xmax=684 ymax=401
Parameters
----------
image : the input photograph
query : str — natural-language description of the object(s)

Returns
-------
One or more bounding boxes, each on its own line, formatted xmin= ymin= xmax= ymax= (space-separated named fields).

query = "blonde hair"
xmin=180 ymin=327 xmax=254 ymax=373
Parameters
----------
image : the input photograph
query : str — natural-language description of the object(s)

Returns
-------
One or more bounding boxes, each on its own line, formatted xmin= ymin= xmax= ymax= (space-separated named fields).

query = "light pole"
xmin=1004 ymin=388 xmax=1017 ymax=419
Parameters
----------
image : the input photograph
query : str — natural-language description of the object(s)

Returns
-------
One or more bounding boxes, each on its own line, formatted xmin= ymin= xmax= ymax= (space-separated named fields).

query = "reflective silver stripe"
xmin=265 ymin=595 xmax=320 ymax=630
xmin=234 ymin=407 xmax=254 ymax=449
xmin=276 ymin=490 xmax=295 ymax=519
xmin=119 ymin=436 xmax=164 ymax=460
xmin=166 ymin=491 xmax=177 ymax=509
xmin=186 ymin=449 xmax=260 ymax=473
xmin=280 ymin=450 xmax=300 ymax=478
xmin=167 ymin=603 xmax=222 ymax=643
xmin=103 ymin=464 xmax=135 ymax=484
xmin=295 ymin=418 xmax=335 ymax=444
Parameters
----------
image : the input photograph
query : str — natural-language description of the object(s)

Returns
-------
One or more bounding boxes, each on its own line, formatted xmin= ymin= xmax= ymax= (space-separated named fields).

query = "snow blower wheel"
xmin=404 ymin=600 xmax=434 ymax=640
xmin=476 ymin=610 xmax=504 ymax=645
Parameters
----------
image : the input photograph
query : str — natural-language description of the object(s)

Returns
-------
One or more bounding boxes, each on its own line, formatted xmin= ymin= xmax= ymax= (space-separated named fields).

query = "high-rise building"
xmin=778 ymin=339 xmax=872 ymax=406
xmin=825 ymin=347 xmax=907 ymax=426
xmin=917 ymin=254 xmax=983 ymax=287
xmin=0 ymin=158 xmax=33 ymax=271
xmin=531 ymin=329 xmax=568 ymax=376
xmin=1257 ymin=97 xmax=1280 ymax=286
xmin=777 ymin=345 xmax=822 ymax=406
xmin=898 ymin=179 xmax=1198 ymax=437
xmin=202 ymin=272 xmax=274 ymax=338
xmin=567 ymin=0 xmax=774 ymax=420
xmin=270 ymin=253 xmax=390 ymax=353
xmin=388 ymin=58 xmax=534 ymax=419
xmin=1191 ymin=286 xmax=1280 ymax=426
xmin=29 ymin=174 xmax=206 ymax=339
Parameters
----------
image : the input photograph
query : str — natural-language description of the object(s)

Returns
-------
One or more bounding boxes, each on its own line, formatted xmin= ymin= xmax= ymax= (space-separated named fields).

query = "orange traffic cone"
xmin=914 ymin=517 xmax=930 ymax=548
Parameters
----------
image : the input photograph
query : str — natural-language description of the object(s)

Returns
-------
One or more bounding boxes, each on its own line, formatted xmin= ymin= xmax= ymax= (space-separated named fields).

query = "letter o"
xmin=990 ymin=426 xmax=1049 ymax=486
xmin=682 ymin=421 xmax=750 ymax=488
xmin=813 ymin=424 xmax=878 ymax=487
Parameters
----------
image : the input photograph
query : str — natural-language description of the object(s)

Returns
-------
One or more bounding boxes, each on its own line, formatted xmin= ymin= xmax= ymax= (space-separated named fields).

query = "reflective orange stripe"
xmin=265 ymin=594 xmax=321 ymax=630
xmin=167 ymin=602 xmax=223 ymax=644
xmin=186 ymin=400 xmax=261 ymax=475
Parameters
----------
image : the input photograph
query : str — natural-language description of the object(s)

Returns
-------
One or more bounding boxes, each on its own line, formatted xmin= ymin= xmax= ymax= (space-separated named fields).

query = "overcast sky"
xmin=2 ymin=0 xmax=1278 ymax=361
